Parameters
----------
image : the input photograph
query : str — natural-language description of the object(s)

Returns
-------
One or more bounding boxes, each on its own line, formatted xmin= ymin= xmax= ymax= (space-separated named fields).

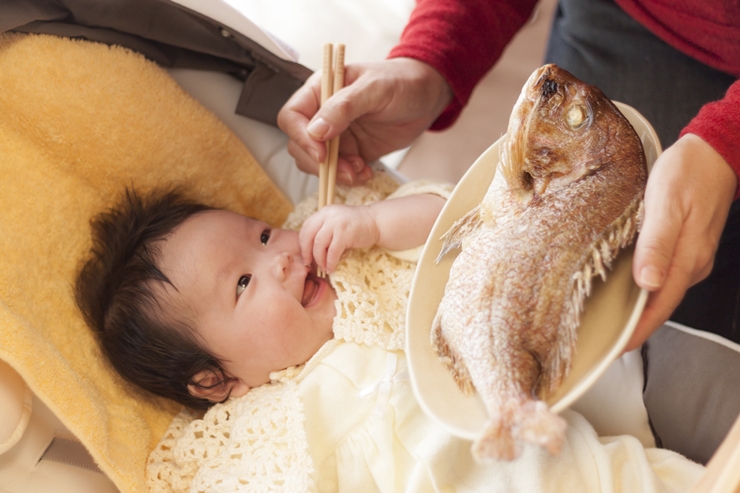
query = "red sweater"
xmin=388 ymin=0 xmax=740 ymax=198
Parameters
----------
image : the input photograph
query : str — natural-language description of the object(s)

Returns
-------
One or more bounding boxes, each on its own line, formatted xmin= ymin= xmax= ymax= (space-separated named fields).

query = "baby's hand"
xmin=299 ymin=204 xmax=379 ymax=274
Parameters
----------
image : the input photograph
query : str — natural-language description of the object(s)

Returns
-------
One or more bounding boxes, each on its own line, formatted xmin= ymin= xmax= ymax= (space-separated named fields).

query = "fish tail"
xmin=472 ymin=416 xmax=520 ymax=462
xmin=515 ymin=400 xmax=567 ymax=455
xmin=472 ymin=399 xmax=567 ymax=461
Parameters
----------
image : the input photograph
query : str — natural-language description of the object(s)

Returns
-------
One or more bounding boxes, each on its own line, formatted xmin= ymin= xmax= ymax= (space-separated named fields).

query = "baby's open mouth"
xmin=302 ymin=272 xmax=319 ymax=306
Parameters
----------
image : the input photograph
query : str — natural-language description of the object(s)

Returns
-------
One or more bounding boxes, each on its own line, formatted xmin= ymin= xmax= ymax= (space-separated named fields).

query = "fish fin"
xmin=472 ymin=399 xmax=566 ymax=462
xmin=435 ymin=205 xmax=483 ymax=263
xmin=431 ymin=312 xmax=475 ymax=395
xmin=545 ymin=195 xmax=644 ymax=395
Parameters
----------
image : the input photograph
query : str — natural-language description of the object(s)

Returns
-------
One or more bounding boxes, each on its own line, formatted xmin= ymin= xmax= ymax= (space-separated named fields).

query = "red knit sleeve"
xmin=680 ymin=79 xmax=740 ymax=200
xmin=387 ymin=0 xmax=538 ymax=130
xmin=614 ymin=0 xmax=740 ymax=77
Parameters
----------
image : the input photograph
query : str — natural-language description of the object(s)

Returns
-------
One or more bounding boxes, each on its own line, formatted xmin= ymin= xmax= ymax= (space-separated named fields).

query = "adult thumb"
xmin=633 ymin=195 xmax=681 ymax=291
xmin=305 ymin=69 xmax=385 ymax=142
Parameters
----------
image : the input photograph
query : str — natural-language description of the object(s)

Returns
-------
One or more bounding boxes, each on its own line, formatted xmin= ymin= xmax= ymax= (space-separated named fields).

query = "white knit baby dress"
xmin=146 ymin=175 xmax=454 ymax=493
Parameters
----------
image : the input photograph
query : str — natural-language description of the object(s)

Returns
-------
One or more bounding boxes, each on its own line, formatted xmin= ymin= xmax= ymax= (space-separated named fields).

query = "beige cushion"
xmin=0 ymin=33 xmax=292 ymax=493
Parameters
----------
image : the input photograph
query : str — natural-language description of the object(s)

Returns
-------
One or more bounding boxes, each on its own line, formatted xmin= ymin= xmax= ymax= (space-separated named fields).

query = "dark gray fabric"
xmin=671 ymin=199 xmax=740 ymax=343
xmin=643 ymin=324 xmax=740 ymax=464
xmin=545 ymin=0 xmax=740 ymax=343
xmin=0 ymin=0 xmax=312 ymax=126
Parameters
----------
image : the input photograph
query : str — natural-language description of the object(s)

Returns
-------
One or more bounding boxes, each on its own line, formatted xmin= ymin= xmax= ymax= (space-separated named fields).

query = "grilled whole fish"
xmin=431 ymin=64 xmax=647 ymax=461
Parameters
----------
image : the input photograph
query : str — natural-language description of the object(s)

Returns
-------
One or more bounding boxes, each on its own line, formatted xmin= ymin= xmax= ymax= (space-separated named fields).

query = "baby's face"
xmin=159 ymin=210 xmax=337 ymax=392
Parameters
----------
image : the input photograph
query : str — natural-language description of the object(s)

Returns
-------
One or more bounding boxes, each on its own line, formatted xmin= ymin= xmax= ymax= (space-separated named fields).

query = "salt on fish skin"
xmin=431 ymin=64 xmax=648 ymax=462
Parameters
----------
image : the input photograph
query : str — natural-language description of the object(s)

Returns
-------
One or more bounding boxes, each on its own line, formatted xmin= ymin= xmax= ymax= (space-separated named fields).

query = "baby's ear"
xmin=188 ymin=369 xmax=250 ymax=403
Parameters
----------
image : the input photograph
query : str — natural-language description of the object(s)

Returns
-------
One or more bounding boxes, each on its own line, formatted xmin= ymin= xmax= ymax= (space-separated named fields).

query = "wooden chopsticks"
xmin=317 ymin=43 xmax=345 ymax=277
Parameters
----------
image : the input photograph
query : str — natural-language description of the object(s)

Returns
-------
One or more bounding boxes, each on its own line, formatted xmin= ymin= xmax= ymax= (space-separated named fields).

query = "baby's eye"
xmin=236 ymin=274 xmax=251 ymax=297
xmin=260 ymin=229 xmax=271 ymax=245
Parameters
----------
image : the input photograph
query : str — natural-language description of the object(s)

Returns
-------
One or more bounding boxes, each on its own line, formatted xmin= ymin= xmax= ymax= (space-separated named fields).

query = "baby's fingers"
xmin=311 ymin=226 xmax=335 ymax=273
xmin=324 ymin=236 xmax=350 ymax=274
xmin=301 ymin=217 xmax=336 ymax=272
xmin=299 ymin=217 xmax=323 ymax=268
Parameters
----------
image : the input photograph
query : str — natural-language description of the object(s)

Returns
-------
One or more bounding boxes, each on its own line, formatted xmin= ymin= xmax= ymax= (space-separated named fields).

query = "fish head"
xmin=499 ymin=64 xmax=642 ymax=201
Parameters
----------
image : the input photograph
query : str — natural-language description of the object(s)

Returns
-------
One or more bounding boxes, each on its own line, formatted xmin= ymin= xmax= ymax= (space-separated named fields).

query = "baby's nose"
xmin=274 ymin=251 xmax=293 ymax=279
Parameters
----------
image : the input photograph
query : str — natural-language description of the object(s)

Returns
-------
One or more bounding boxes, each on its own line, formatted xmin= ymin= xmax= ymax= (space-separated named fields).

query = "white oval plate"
xmin=406 ymin=102 xmax=662 ymax=440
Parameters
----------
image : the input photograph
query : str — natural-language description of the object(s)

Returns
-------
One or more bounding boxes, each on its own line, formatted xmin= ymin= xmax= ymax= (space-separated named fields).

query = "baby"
xmin=74 ymin=175 xmax=444 ymax=410
xmin=76 ymin=176 xmax=702 ymax=493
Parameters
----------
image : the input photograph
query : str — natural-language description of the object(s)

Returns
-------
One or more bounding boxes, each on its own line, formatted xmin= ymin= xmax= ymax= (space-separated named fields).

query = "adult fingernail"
xmin=339 ymin=169 xmax=354 ymax=185
xmin=311 ymin=149 xmax=321 ymax=163
xmin=640 ymin=266 xmax=663 ymax=289
xmin=307 ymin=118 xmax=329 ymax=139
xmin=348 ymin=156 xmax=364 ymax=172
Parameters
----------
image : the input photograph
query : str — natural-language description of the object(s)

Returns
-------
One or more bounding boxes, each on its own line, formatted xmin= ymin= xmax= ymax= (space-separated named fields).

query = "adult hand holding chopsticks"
xmin=277 ymin=57 xmax=453 ymax=186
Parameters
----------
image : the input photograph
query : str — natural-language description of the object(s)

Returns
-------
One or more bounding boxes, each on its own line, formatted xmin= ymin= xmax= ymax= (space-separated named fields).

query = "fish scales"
xmin=431 ymin=64 xmax=647 ymax=462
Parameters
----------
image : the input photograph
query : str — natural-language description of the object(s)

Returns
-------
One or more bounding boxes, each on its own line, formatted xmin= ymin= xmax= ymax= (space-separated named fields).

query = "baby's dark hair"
xmin=75 ymin=188 xmax=230 ymax=410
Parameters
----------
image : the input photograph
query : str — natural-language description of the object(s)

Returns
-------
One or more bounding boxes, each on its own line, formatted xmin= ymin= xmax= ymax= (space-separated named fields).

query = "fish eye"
xmin=260 ymin=229 xmax=271 ymax=245
xmin=236 ymin=274 xmax=251 ymax=297
xmin=565 ymin=104 xmax=587 ymax=129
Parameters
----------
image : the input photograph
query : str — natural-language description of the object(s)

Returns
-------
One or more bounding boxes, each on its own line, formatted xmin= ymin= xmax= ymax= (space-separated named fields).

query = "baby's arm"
xmin=300 ymin=193 xmax=445 ymax=273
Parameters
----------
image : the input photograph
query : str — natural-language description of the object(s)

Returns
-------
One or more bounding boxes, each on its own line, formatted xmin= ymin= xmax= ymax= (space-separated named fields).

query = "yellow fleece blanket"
xmin=0 ymin=33 xmax=292 ymax=493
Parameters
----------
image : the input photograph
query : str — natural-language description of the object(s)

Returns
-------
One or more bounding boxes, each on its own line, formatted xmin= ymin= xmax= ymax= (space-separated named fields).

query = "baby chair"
xmin=1 ymin=1 xmax=739 ymax=492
